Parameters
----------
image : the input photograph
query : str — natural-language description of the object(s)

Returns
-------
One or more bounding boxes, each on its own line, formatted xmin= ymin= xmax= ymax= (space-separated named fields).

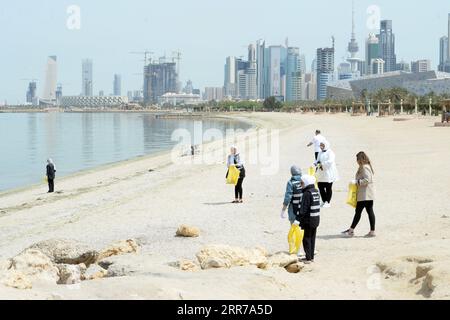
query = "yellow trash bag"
xmin=346 ymin=183 xmax=358 ymax=208
xmin=288 ymin=224 xmax=304 ymax=255
xmin=226 ymin=165 xmax=240 ymax=186
xmin=308 ymin=166 xmax=319 ymax=188
xmin=43 ymin=176 xmax=48 ymax=183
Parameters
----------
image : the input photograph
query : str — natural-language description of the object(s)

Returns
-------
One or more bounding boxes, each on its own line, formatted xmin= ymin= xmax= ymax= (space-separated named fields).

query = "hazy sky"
xmin=0 ymin=0 xmax=449 ymax=104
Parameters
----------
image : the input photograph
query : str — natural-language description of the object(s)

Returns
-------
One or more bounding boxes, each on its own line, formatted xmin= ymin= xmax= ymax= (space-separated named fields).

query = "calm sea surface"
xmin=0 ymin=112 xmax=251 ymax=192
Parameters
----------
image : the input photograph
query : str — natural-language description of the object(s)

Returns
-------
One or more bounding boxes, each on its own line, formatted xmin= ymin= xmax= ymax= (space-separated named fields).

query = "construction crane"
xmin=20 ymin=78 xmax=39 ymax=83
xmin=129 ymin=51 xmax=154 ymax=66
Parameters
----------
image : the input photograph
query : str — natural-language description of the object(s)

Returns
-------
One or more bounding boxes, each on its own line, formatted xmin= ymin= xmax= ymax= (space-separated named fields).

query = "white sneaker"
xmin=323 ymin=202 xmax=331 ymax=208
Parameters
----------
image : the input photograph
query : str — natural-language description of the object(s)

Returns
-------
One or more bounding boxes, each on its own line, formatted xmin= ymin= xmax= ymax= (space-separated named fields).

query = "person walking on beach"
xmin=46 ymin=158 xmax=56 ymax=193
xmin=315 ymin=140 xmax=339 ymax=208
xmin=307 ymin=130 xmax=326 ymax=160
xmin=294 ymin=175 xmax=320 ymax=264
xmin=280 ymin=166 xmax=303 ymax=224
xmin=342 ymin=152 xmax=376 ymax=238
xmin=226 ymin=146 xmax=246 ymax=203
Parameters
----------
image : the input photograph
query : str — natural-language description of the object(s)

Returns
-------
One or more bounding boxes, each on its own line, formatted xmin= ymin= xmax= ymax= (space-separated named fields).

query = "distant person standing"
xmin=342 ymin=152 xmax=376 ymax=238
xmin=315 ymin=141 xmax=339 ymax=208
xmin=46 ymin=159 xmax=56 ymax=193
xmin=226 ymin=146 xmax=246 ymax=203
xmin=307 ymin=130 xmax=326 ymax=160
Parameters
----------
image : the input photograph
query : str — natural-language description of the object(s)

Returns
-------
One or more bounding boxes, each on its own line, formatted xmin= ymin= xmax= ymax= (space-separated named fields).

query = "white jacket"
xmin=316 ymin=149 xmax=339 ymax=183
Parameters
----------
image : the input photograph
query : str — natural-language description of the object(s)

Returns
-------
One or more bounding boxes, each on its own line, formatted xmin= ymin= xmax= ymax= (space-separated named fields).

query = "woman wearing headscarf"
xmin=315 ymin=140 xmax=339 ymax=208
xmin=226 ymin=146 xmax=246 ymax=203
xmin=46 ymin=158 xmax=56 ymax=193
xmin=280 ymin=165 xmax=302 ymax=224
xmin=342 ymin=152 xmax=376 ymax=238
xmin=294 ymin=174 xmax=321 ymax=264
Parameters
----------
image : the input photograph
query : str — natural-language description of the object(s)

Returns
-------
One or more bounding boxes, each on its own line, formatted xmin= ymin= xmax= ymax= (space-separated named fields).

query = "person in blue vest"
xmin=294 ymin=175 xmax=321 ymax=264
xmin=281 ymin=166 xmax=303 ymax=224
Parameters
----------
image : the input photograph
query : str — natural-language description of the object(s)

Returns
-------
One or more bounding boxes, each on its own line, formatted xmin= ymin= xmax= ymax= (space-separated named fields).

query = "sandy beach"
xmin=0 ymin=112 xmax=449 ymax=300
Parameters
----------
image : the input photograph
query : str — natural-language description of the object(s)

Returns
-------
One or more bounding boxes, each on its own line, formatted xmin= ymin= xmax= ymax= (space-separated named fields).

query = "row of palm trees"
xmin=187 ymin=87 xmax=450 ymax=113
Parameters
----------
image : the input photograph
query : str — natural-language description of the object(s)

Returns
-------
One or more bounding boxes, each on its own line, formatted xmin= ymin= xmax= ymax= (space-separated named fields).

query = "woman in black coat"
xmin=46 ymin=159 xmax=56 ymax=193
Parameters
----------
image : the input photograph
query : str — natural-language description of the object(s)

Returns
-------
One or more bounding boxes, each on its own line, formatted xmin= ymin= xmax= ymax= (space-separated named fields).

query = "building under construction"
xmin=143 ymin=61 xmax=178 ymax=105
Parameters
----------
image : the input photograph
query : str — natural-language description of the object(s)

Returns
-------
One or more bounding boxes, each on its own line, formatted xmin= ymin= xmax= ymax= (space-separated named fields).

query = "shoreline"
xmin=0 ymin=112 xmax=258 ymax=197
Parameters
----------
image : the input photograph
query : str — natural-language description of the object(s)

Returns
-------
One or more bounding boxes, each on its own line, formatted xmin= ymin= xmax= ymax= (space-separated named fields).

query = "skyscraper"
xmin=26 ymin=81 xmax=37 ymax=104
xmin=286 ymin=47 xmax=304 ymax=102
xmin=378 ymin=20 xmax=396 ymax=72
xmin=246 ymin=44 xmax=257 ymax=100
xmin=224 ymin=56 xmax=237 ymax=98
xmin=113 ymin=74 xmax=122 ymax=96
xmin=82 ymin=59 xmax=93 ymax=96
xmin=143 ymin=61 xmax=178 ymax=104
xmin=439 ymin=36 xmax=448 ymax=72
xmin=316 ymin=39 xmax=335 ymax=100
xmin=365 ymin=33 xmax=380 ymax=75
xmin=256 ymin=40 xmax=266 ymax=99
xmin=42 ymin=56 xmax=58 ymax=104
xmin=268 ymin=45 xmax=287 ymax=98
xmin=445 ymin=14 xmax=450 ymax=72
xmin=347 ymin=2 xmax=360 ymax=74
xmin=448 ymin=14 xmax=450 ymax=60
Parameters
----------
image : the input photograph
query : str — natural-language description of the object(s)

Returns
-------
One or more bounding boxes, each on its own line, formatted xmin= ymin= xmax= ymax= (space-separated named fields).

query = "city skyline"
xmin=1 ymin=0 xmax=450 ymax=104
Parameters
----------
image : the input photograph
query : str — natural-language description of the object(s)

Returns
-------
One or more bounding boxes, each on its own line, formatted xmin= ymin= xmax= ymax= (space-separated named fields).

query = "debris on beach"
xmin=176 ymin=225 xmax=200 ymax=238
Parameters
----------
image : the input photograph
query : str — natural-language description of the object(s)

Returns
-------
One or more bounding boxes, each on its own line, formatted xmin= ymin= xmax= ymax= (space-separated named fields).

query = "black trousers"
xmin=315 ymin=152 xmax=319 ymax=160
xmin=48 ymin=179 xmax=54 ymax=193
xmin=351 ymin=201 xmax=376 ymax=231
xmin=318 ymin=182 xmax=333 ymax=203
xmin=235 ymin=177 xmax=244 ymax=199
xmin=302 ymin=225 xmax=317 ymax=261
